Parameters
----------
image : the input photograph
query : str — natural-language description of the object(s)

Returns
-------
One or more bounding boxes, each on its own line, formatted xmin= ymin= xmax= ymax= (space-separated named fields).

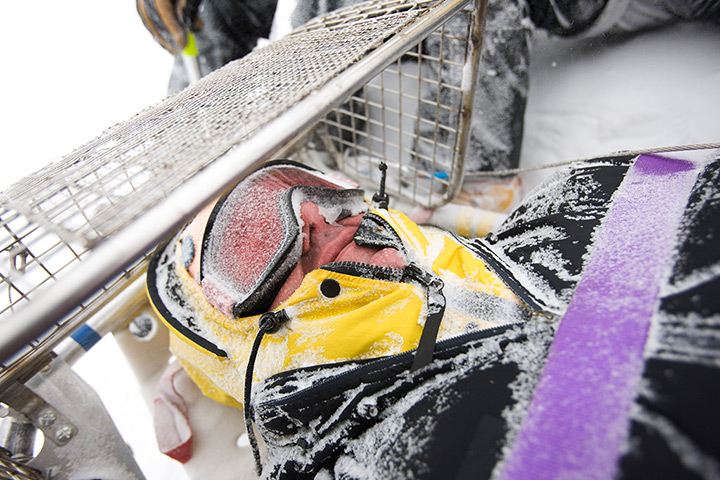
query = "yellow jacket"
xmin=147 ymin=208 xmax=532 ymax=408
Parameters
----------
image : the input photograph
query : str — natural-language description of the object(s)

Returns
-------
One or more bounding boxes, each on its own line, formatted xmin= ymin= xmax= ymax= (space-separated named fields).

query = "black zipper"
xmin=259 ymin=322 xmax=522 ymax=409
xmin=457 ymin=235 xmax=554 ymax=314
xmin=256 ymin=238 xmax=556 ymax=408
xmin=263 ymin=255 xmax=555 ymax=407
xmin=321 ymin=261 xmax=405 ymax=282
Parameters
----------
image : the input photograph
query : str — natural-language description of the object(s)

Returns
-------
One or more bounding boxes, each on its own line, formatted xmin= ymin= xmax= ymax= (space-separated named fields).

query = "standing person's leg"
xmin=289 ymin=0 xmax=360 ymax=29
xmin=417 ymin=0 xmax=531 ymax=173
xmin=169 ymin=0 xmax=279 ymax=93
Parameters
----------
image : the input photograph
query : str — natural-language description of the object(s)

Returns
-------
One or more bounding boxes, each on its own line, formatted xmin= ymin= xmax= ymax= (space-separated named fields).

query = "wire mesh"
xmin=0 ymin=1 xmax=486 ymax=477
xmin=0 ymin=7 xmax=423 ymax=249
xmin=0 ymin=0 xmax=482 ymax=391
xmin=314 ymin=2 xmax=480 ymax=206
xmin=0 ymin=202 xmax=149 ymax=371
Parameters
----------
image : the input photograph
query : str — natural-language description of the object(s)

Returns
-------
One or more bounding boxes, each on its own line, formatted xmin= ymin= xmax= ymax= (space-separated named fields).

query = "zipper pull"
xmin=403 ymin=264 xmax=446 ymax=371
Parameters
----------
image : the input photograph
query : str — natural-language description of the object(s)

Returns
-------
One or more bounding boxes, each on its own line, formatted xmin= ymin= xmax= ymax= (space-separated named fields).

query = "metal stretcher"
xmin=0 ymin=0 xmax=487 ymax=477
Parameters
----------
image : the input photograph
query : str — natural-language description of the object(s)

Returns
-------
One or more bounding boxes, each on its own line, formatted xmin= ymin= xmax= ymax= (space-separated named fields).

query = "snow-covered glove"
xmin=137 ymin=0 xmax=203 ymax=55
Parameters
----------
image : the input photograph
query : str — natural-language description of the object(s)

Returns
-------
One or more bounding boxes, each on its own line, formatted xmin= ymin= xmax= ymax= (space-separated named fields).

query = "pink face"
xmin=270 ymin=202 xmax=406 ymax=309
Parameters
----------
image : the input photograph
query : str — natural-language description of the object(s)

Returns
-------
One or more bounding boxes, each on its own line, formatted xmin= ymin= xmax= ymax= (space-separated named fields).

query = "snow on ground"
xmin=519 ymin=21 xmax=720 ymax=193
xmin=1 ymin=2 xmax=718 ymax=478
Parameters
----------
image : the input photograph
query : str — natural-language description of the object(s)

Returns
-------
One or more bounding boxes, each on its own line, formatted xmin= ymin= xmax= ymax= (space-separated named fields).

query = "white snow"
xmin=518 ymin=21 xmax=720 ymax=193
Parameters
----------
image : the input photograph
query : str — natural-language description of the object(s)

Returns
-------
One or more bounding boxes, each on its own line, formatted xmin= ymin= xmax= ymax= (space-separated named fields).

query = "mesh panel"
xmin=0 ymin=0 xmax=481 ymax=394
xmin=0 ymin=1 xmax=485 ymax=475
xmin=0 ymin=7 xmax=421 ymax=247
xmin=317 ymin=4 xmax=477 ymax=205
xmin=320 ymin=11 xmax=472 ymax=202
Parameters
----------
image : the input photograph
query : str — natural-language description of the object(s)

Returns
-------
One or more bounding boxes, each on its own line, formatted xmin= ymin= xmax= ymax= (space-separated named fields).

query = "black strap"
xmin=404 ymin=264 xmax=446 ymax=371
xmin=244 ymin=310 xmax=289 ymax=476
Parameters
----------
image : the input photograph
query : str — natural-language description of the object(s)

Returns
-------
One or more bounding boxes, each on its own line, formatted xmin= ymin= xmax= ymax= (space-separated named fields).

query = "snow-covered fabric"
xmin=255 ymin=320 xmax=556 ymax=479
xmin=146 ymin=152 xmax=720 ymax=478
xmin=248 ymin=151 xmax=720 ymax=479
xmin=483 ymin=157 xmax=632 ymax=307
xmin=503 ymin=154 xmax=704 ymax=479
xmin=147 ymin=171 xmax=535 ymax=406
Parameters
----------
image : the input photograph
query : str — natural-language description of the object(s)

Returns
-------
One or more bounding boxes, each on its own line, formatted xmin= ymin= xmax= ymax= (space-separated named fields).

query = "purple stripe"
xmin=501 ymin=155 xmax=699 ymax=480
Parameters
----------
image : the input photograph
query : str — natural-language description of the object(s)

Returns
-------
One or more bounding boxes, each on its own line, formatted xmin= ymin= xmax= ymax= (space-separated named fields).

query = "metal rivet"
xmin=129 ymin=315 xmax=155 ymax=340
xmin=54 ymin=425 xmax=74 ymax=444
xmin=38 ymin=409 xmax=56 ymax=427
xmin=356 ymin=400 xmax=378 ymax=420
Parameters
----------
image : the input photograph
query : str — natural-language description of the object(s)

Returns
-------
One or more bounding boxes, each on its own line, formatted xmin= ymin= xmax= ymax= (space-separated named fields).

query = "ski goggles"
xmin=198 ymin=162 xmax=366 ymax=318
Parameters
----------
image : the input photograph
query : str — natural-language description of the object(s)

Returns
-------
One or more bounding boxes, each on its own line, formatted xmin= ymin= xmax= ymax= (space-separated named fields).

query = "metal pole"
xmin=448 ymin=0 xmax=488 ymax=202
xmin=182 ymin=32 xmax=202 ymax=83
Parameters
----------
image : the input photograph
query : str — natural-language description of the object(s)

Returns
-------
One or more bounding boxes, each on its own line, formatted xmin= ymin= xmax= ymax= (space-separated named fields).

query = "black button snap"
xmin=320 ymin=278 xmax=341 ymax=298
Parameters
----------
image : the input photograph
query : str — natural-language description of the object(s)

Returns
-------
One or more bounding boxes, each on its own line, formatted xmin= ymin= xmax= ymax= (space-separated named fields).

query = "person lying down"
xmin=147 ymin=154 xmax=720 ymax=479
xmin=148 ymin=160 xmax=535 ymax=407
